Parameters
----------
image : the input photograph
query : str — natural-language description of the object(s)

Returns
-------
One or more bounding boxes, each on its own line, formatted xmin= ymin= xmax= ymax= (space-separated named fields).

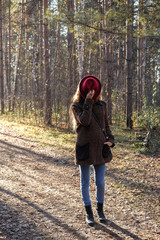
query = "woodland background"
xmin=0 ymin=2 xmax=160 ymax=238
xmin=0 ymin=0 xmax=160 ymax=129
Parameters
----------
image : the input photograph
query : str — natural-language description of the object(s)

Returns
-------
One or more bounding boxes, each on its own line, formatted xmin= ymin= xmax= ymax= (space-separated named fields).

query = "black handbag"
xmin=92 ymin=112 xmax=113 ymax=163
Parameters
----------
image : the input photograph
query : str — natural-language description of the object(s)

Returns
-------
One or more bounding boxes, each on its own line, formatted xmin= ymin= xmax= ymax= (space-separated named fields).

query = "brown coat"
xmin=71 ymin=98 xmax=115 ymax=165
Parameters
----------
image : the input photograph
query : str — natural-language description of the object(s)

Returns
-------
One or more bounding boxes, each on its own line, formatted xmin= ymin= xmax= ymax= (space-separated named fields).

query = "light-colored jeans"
xmin=79 ymin=164 xmax=106 ymax=206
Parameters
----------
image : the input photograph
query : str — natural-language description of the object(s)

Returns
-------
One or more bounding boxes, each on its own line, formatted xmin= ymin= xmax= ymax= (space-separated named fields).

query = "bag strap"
xmin=92 ymin=111 xmax=106 ymax=138
xmin=74 ymin=102 xmax=107 ymax=138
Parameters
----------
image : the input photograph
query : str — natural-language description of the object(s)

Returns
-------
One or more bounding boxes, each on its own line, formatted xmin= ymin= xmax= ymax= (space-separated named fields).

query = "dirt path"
xmin=0 ymin=125 xmax=160 ymax=240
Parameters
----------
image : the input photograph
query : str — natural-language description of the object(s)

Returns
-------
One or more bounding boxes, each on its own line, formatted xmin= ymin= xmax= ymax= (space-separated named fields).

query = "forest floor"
xmin=0 ymin=119 xmax=160 ymax=240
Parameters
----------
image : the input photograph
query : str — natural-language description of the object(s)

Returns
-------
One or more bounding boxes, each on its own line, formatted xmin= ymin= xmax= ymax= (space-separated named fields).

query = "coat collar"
xmin=95 ymin=100 xmax=103 ymax=106
xmin=79 ymin=98 xmax=103 ymax=106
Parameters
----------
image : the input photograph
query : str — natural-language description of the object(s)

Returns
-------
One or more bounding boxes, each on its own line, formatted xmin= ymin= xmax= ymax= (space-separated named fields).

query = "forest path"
xmin=0 ymin=124 xmax=160 ymax=240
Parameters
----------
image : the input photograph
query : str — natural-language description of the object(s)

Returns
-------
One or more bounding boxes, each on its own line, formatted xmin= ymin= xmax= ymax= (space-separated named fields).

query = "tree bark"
xmin=126 ymin=0 xmax=133 ymax=128
xmin=0 ymin=0 xmax=4 ymax=114
xmin=67 ymin=0 xmax=74 ymax=126
xmin=137 ymin=36 xmax=143 ymax=113
xmin=75 ymin=0 xmax=85 ymax=80
xmin=136 ymin=0 xmax=145 ymax=114
xmin=116 ymin=38 xmax=121 ymax=89
xmin=12 ymin=0 xmax=24 ymax=111
xmin=24 ymin=1 xmax=30 ymax=115
xmin=39 ymin=0 xmax=44 ymax=112
xmin=101 ymin=0 xmax=106 ymax=92
xmin=105 ymin=0 xmax=113 ymax=124
xmin=44 ymin=0 xmax=52 ymax=125
xmin=8 ymin=0 xmax=11 ymax=111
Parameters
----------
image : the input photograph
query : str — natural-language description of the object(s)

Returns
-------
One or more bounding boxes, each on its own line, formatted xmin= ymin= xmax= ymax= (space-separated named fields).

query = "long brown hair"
xmin=69 ymin=83 xmax=103 ymax=130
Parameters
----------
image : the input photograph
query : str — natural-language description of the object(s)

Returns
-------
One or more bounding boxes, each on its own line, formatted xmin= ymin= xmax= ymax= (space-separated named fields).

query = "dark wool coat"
xmin=71 ymin=97 xmax=115 ymax=166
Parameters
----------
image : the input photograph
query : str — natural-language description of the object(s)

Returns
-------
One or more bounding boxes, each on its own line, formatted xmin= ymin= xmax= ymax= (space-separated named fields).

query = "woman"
xmin=70 ymin=75 xmax=115 ymax=226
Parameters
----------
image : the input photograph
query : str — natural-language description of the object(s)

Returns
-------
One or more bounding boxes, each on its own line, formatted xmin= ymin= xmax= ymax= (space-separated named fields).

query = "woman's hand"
xmin=104 ymin=141 xmax=113 ymax=147
xmin=86 ymin=90 xmax=95 ymax=99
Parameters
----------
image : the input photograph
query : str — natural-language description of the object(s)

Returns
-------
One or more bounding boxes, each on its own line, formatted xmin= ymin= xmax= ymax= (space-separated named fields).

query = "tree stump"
xmin=144 ymin=126 xmax=160 ymax=153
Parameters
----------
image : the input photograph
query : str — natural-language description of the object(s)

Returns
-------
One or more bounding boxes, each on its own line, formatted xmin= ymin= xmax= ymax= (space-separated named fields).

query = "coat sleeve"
xmin=104 ymin=104 xmax=115 ymax=147
xmin=72 ymin=98 xmax=94 ymax=127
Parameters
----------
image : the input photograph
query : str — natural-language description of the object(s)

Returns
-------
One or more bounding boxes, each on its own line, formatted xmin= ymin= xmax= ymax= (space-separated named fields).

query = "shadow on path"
xmin=1 ymin=138 xmax=159 ymax=196
xmin=107 ymin=169 xmax=160 ymax=195
xmin=0 ymin=131 xmax=37 ymax=143
xmin=95 ymin=220 xmax=142 ymax=240
xmin=0 ymin=187 xmax=87 ymax=240
xmin=0 ymin=133 xmax=158 ymax=240
xmin=0 ymin=139 xmax=74 ymax=167
xmin=0 ymin=200 xmax=46 ymax=240
xmin=0 ymin=186 xmax=143 ymax=240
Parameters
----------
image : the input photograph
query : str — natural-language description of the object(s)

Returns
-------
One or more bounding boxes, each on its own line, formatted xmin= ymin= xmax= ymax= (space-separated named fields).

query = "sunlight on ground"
xmin=0 ymin=116 xmax=75 ymax=152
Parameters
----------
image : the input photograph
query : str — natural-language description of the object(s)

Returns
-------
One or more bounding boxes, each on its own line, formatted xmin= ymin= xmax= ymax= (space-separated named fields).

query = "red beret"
xmin=80 ymin=75 xmax=101 ymax=100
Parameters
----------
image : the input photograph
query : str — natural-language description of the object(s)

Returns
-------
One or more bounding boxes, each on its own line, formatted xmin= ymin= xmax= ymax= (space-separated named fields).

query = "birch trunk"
xmin=12 ymin=0 xmax=24 ymax=111
xmin=74 ymin=0 xmax=85 ymax=80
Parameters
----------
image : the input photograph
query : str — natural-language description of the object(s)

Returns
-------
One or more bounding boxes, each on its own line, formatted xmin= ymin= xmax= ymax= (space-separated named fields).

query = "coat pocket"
xmin=76 ymin=142 xmax=89 ymax=161
xmin=102 ymin=144 xmax=113 ymax=162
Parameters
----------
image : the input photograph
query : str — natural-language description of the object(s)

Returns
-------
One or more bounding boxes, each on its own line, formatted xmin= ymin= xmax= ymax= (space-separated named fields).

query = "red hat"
xmin=80 ymin=75 xmax=101 ymax=100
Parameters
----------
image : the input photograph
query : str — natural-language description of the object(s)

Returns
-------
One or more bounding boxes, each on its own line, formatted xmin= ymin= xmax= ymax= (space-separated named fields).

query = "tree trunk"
xmin=0 ymin=0 xmax=4 ymax=114
xmin=67 ymin=0 xmax=74 ymax=126
xmin=39 ymin=0 xmax=44 ymax=113
xmin=24 ymin=1 xmax=29 ymax=115
xmin=8 ymin=0 xmax=11 ymax=111
xmin=12 ymin=0 xmax=24 ymax=111
xmin=101 ymin=0 xmax=106 ymax=94
xmin=126 ymin=0 xmax=133 ymax=128
xmin=75 ymin=0 xmax=85 ymax=80
xmin=105 ymin=0 xmax=113 ymax=124
xmin=116 ymin=38 xmax=121 ymax=89
xmin=137 ymin=36 xmax=143 ymax=113
xmin=44 ymin=0 xmax=52 ymax=125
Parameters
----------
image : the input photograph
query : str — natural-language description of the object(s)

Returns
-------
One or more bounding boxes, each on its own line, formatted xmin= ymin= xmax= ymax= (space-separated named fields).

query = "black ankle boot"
xmin=96 ymin=203 xmax=106 ymax=223
xmin=85 ymin=205 xmax=95 ymax=226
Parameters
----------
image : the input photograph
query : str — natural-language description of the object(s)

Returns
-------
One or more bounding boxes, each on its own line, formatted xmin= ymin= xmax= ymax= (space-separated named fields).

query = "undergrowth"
xmin=0 ymin=114 xmax=75 ymax=153
xmin=0 ymin=114 xmax=147 ymax=155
